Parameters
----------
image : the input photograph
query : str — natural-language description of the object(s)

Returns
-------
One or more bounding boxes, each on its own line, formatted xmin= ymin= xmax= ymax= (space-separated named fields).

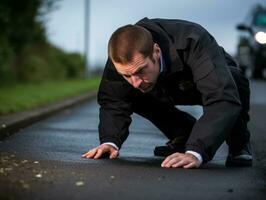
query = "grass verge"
xmin=0 ymin=77 xmax=100 ymax=115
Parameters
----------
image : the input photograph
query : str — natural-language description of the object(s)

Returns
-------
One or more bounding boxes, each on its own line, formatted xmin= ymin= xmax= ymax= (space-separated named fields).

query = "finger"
xmin=161 ymin=157 xmax=174 ymax=167
xmin=161 ymin=153 xmax=181 ymax=167
xmin=172 ymin=159 xmax=190 ymax=168
xmin=161 ymin=152 xmax=183 ymax=167
xmin=162 ymin=157 xmax=178 ymax=167
xmin=82 ymin=151 xmax=91 ymax=157
xmin=165 ymin=157 xmax=182 ymax=168
xmin=183 ymin=158 xmax=200 ymax=168
xmin=183 ymin=161 xmax=197 ymax=169
xmin=161 ymin=158 xmax=171 ymax=167
xmin=109 ymin=150 xmax=119 ymax=159
xmin=82 ymin=148 xmax=97 ymax=158
xmin=94 ymin=148 xmax=104 ymax=159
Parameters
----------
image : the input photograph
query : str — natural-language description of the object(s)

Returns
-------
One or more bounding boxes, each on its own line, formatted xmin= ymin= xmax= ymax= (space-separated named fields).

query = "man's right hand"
xmin=82 ymin=144 xmax=119 ymax=159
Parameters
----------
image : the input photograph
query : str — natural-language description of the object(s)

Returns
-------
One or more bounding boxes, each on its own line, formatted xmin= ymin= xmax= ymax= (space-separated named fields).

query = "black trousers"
xmin=132 ymin=67 xmax=250 ymax=153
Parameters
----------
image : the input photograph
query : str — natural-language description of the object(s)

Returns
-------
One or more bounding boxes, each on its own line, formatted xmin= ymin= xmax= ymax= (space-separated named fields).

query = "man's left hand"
xmin=161 ymin=152 xmax=200 ymax=169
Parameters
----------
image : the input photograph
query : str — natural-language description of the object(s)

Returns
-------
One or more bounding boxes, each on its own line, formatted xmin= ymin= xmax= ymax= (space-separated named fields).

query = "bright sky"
xmin=46 ymin=0 xmax=266 ymax=68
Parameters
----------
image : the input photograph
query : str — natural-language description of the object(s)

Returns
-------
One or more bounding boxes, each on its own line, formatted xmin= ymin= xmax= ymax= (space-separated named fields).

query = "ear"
xmin=153 ymin=43 xmax=161 ymax=59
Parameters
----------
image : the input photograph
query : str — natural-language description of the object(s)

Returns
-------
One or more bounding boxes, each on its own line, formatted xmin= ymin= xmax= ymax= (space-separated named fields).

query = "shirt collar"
xmin=159 ymin=51 xmax=165 ymax=73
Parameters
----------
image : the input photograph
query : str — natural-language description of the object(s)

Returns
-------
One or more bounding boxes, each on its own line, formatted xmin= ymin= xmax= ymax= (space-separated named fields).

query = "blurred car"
xmin=236 ymin=4 xmax=266 ymax=78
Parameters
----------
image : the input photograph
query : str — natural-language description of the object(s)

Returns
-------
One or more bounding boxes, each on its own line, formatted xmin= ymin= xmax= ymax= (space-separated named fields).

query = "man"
xmin=82 ymin=18 xmax=252 ymax=169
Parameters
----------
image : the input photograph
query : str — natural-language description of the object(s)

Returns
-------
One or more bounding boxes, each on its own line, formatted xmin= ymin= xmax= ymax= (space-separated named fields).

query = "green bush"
xmin=0 ymin=37 xmax=15 ymax=84
xmin=16 ymin=44 xmax=86 ymax=83
xmin=18 ymin=52 xmax=50 ymax=82
xmin=59 ymin=52 xmax=86 ymax=78
xmin=0 ymin=0 xmax=87 ymax=84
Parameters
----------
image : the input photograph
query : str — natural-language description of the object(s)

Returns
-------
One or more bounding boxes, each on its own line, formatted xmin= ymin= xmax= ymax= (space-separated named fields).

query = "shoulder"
xmin=137 ymin=18 xmax=207 ymax=36
xmin=136 ymin=18 xmax=209 ymax=49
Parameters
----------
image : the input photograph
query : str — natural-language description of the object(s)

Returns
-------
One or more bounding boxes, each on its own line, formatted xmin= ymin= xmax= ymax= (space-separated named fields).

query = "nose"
xmin=131 ymin=75 xmax=142 ymax=89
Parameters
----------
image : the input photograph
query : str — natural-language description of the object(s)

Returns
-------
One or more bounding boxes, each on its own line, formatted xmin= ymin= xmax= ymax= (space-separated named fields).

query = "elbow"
xmin=229 ymin=102 xmax=242 ymax=120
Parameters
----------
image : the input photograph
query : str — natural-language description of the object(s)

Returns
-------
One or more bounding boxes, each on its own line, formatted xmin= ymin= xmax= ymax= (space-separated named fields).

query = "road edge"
xmin=0 ymin=91 xmax=97 ymax=140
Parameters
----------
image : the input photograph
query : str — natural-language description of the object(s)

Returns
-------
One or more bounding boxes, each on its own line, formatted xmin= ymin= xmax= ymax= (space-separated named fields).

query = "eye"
xmin=123 ymin=74 xmax=131 ymax=78
xmin=135 ymin=67 xmax=145 ymax=75
xmin=137 ymin=68 xmax=144 ymax=74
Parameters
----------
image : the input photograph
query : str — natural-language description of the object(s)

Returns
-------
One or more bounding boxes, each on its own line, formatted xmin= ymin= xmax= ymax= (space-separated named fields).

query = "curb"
xmin=0 ymin=91 xmax=97 ymax=140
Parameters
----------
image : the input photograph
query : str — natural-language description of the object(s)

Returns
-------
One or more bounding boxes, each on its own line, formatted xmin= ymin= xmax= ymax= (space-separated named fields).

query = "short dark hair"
xmin=108 ymin=25 xmax=154 ymax=64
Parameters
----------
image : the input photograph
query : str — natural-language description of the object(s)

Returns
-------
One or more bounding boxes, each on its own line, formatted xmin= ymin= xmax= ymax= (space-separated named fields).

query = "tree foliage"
xmin=0 ymin=0 xmax=85 ymax=84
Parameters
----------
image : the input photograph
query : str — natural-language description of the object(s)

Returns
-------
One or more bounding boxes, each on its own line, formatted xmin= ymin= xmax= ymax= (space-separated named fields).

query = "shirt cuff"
xmin=186 ymin=150 xmax=203 ymax=167
xmin=102 ymin=142 xmax=119 ymax=150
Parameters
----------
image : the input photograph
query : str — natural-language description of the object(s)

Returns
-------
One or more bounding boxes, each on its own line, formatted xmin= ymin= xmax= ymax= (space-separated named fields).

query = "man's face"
xmin=113 ymin=44 xmax=161 ymax=93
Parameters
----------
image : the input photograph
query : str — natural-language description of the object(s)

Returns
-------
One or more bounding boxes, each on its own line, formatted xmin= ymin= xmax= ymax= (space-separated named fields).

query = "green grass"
xmin=0 ymin=77 xmax=101 ymax=115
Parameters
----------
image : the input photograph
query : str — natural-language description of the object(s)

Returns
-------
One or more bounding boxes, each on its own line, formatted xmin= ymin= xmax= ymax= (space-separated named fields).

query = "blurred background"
xmin=47 ymin=0 xmax=266 ymax=71
xmin=0 ymin=0 xmax=266 ymax=115
xmin=1 ymin=0 xmax=266 ymax=83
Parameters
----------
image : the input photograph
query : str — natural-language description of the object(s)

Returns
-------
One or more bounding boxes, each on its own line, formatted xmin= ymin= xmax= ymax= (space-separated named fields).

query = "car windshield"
xmin=255 ymin=12 xmax=266 ymax=26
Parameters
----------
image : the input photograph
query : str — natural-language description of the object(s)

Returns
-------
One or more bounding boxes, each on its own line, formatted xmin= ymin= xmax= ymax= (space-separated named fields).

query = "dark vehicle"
xmin=236 ymin=4 xmax=266 ymax=78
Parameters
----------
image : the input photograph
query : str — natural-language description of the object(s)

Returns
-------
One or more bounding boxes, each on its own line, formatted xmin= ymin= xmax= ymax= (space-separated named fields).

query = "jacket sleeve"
xmin=97 ymin=59 xmax=133 ymax=149
xmin=185 ymin=31 xmax=242 ymax=163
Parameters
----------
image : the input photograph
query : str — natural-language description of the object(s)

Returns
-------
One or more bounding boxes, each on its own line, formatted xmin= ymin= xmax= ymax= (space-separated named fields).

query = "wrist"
xmin=185 ymin=150 xmax=203 ymax=167
xmin=102 ymin=142 xmax=119 ymax=150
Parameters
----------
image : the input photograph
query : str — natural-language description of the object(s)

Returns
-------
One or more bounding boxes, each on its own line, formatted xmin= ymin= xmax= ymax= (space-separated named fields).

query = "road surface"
xmin=0 ymin=80 xmax=265 ymax=200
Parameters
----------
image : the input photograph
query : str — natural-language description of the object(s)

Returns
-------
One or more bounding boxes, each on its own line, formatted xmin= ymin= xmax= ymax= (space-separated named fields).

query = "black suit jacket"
xmin=97 ymin=18 xmax=242 ymax=163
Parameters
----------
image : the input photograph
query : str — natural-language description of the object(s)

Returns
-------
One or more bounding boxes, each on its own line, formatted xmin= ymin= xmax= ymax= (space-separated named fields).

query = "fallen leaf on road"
xmin=76 ymin=181 xmax=84 ymax=186
xmin=35 ymin=174 xmax=42 ymax=178
xmin=4 ymin=167 xmax=13 ymax=171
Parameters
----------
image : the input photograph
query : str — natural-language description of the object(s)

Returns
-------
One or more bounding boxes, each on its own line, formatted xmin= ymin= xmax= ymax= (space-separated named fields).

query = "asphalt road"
xmin=0 ymin=80 xmax=266 ymax=200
